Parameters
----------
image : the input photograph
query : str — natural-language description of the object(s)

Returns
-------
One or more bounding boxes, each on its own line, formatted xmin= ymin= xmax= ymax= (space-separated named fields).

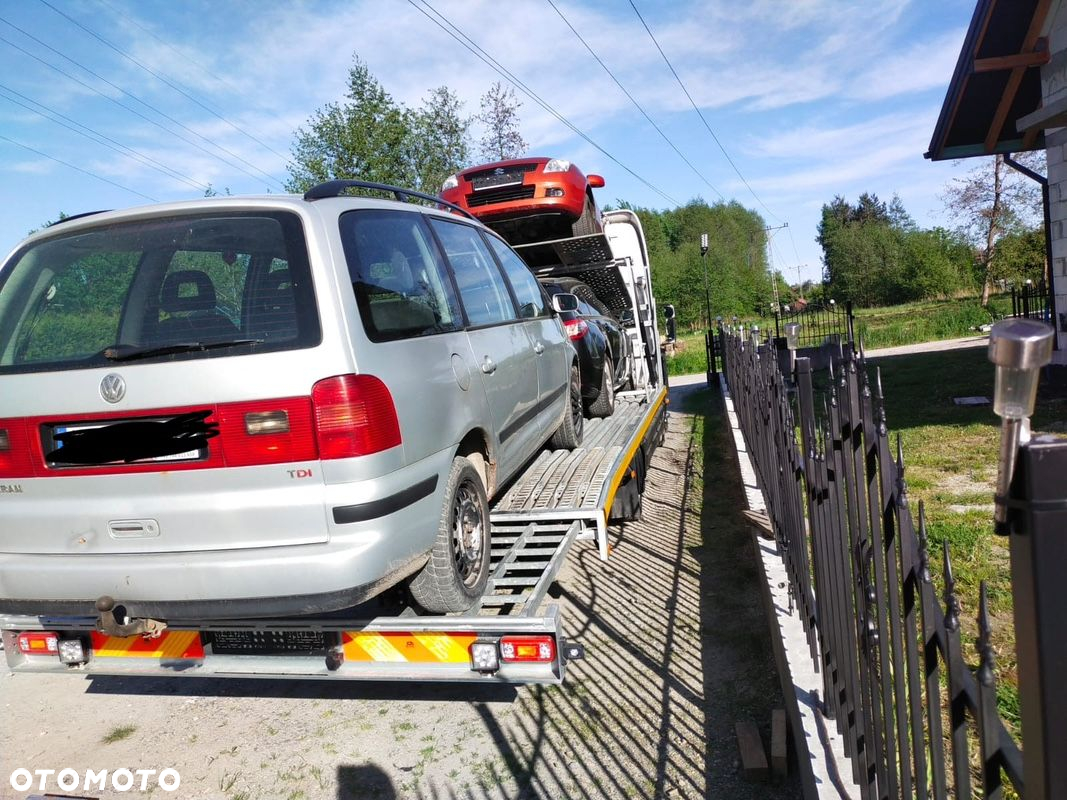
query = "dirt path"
xmin=864 ymin=334 xmax=988 ymax=359
xmin=0 ymin=388 xmax=798 ymax=800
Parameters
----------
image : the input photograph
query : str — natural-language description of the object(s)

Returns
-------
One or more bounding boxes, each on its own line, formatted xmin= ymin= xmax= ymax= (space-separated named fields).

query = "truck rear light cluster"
xmin=15 ymin=632 xmax=87 ymax=663
xmin=564 ymin=319 xmax=589 ymax=341
xmin=16 ymin=631 xmax=58 ymax=655
xmin=500 ymin=635 xmax=556 ymax=663
xmin=469 ymin=635 xmax=557 ymax=673
xmin=312 ymin=374 xmax=401 ymax=459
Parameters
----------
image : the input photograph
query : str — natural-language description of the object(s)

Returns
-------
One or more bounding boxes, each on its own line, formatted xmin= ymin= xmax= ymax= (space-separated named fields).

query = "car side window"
xmin=484 ymin=234 xmax=548 ymax=319
xmin=340 ymin=210 xmax=462 ymax=342
xmin=429 ymin=219 xmax=517 ymax=327
xmin=578 ymin=299 xmax=599 ymax=317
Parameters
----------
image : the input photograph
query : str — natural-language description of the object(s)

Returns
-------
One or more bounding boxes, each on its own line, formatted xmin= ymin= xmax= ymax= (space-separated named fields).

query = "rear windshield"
xmin=0 ymin=211 xmax=319 ymax=374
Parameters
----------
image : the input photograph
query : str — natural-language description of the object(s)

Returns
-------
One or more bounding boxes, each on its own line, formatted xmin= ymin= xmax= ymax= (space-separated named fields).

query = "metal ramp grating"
xmin=492 ymin=397 xmax=647 ymax=516
xmin=476 ymin=520 xmax=581 ymax=616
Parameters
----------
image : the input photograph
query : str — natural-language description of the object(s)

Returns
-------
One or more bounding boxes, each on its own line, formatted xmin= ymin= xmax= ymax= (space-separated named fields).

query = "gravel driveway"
xmin=1 ymin=383 xmax=798 ymax=800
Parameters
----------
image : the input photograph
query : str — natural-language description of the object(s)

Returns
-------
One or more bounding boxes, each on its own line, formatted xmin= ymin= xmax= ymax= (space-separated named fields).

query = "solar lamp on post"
xmin=988 ymin=318 xmax=1054 ymax=534
xmin=784 ymin=322 xmax=801 ymax=377
xmin=700 ymin=233 xmax=710 ymax=331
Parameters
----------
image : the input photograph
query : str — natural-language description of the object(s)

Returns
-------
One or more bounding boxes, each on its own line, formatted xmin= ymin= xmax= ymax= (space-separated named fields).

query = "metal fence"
xmin=1010 ymin=280 xmax=1050 ymax=323
xmin=774 ymin=300 xmax=855 ymax=349
xmin=720 ymin=327 xmax=1058 ymax=799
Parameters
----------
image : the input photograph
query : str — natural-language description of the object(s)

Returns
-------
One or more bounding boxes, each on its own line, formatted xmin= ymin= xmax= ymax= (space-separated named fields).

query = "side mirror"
xmin=587 ymin=174 xmax=605 ymax=189
xmin=552 ymin=293 xmax=579 ymax=313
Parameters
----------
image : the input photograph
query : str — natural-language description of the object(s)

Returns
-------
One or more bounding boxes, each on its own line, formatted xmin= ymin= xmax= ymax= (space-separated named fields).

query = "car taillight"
xmin=312 ymin=374 xmax=401 ymax=459
xmin=564 ymin=319 xmax=589 ymax=341
xmin=499 ymin=635 xmax=556 ymax=663
xmin=0 ymin=417 xmax=34 ymax=478
xmin=215 ymin=398 xmax=316 ymax=467
xmin=17 ymin=631 xmax=58 ymax=655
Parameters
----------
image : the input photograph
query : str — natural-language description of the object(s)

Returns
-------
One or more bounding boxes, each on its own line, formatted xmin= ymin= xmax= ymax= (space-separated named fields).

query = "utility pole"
xmin=752 ymin=222 xmax=789 ymax=311
xmin=794 ymin=264 xmax=808 ymax=298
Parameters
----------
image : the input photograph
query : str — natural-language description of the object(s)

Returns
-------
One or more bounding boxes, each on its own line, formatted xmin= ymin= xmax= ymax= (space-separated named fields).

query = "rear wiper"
xmin=103 ymin=339 xmax=263 ymax=362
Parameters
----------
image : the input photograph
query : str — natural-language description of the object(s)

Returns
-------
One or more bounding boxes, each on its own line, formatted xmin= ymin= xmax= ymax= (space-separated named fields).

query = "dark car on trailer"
xmin=538 ymin=277 xmax=629 ymax=418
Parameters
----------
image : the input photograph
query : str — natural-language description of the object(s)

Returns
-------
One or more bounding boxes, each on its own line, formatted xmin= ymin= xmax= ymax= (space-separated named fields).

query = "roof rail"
xmin=302 ymin=179 xmax=477 ymax=221
xmin=46 ymin=210 xmax=112 ymax=227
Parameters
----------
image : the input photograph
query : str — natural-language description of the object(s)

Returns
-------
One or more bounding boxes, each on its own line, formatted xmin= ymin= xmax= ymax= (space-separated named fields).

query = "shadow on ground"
xmin=355 ymin=382 xmax=803 ymax=799
xmin=69 ymin=382 xmax=803 ymax=800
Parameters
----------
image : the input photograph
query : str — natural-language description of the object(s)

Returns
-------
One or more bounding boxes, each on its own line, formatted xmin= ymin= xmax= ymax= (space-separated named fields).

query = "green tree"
xmin=412 ymin=86 xmax=471 ymax=193
xmin=618 ymin=199 xmax=772 ymax=329
xmin=477 ymin=82 xmax=527 ymax=162
xmin=286 ymin=56 xmax=418 ymax=192
xmin=28 ymin=212 xmax=69 ymax=235
xmin=899 ymin=228 xmax=973 ymax=300
xmin=942 ymin=152 xmax=1043 ymax=305
xmin=816 ymin=193 xmax=975 ymax=307
xmin=994 ymin=226 xmax=1046 ymax=287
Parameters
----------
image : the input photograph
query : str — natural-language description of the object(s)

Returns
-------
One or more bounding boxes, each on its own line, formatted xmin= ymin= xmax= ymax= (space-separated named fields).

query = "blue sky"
xmin=0 ymin=0 xmax=980 ymax=284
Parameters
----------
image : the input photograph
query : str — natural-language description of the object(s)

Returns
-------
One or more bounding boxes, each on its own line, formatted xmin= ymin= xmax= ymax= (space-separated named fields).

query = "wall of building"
xmin=1042 ymin=1 xmax=1067 ymax=362
xmin=1045 ymin=130 xmax=1067 ymax=362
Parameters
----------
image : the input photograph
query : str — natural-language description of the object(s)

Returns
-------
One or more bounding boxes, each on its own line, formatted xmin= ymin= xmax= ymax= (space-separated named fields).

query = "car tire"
xmin=550 ymin=364 xmax=584 ymax=449
xmin=619 ymin=350 xmax=634 ymax=391
xmin=572 ymin=195 xmax=598 ymax=237
xmin=587 ymin=358 xmax=616 ymax=418
xmin=409 ymin=456 xmax=490 ymax=614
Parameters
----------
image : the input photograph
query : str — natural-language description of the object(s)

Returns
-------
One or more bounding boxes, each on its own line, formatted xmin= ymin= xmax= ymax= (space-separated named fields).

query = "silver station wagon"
xmin=0 ymin=181 xmax=584 ymax=617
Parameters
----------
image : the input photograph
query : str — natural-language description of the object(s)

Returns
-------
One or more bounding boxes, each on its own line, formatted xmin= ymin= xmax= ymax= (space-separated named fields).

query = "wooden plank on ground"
xmin=735 ymin=720 xmax=768 ymax=779
xmin=771 ymin=708 xmax=788 ymax=778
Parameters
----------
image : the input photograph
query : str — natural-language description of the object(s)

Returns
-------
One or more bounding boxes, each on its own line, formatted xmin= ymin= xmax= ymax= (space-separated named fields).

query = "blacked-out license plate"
xmin=472 ymin=172 xmax=523 ymax=190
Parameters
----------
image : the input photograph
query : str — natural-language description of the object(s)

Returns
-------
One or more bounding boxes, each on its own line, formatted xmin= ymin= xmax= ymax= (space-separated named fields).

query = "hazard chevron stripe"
xmin=89 ymin=631 xmax=204 ymax=659
xmin=341 ymin=631 xmax=476 ymax=663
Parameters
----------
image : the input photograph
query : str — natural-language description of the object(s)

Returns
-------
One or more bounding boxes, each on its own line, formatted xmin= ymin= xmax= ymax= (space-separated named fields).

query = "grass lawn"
xmin=664 ymin=295 xmax=1018 ymax=376
xmin=869 ymin=346 xmax=1065 ymax=731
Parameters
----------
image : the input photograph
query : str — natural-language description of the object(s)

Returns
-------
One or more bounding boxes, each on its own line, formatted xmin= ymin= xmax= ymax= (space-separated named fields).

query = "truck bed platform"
xmin=1 ymin=389 xmax=666 ymax=684
xmin=492 ymin=389 xmax=665 ymax=558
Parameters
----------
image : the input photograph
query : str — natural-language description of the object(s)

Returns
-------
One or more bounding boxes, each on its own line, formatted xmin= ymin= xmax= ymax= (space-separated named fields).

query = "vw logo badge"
xmin=100 ymin=373 xmax=126 ymax=404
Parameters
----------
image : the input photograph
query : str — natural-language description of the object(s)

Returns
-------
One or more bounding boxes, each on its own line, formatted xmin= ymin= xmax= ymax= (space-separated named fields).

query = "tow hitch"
xmin=95 ymin=595 xmax=167 ymax=638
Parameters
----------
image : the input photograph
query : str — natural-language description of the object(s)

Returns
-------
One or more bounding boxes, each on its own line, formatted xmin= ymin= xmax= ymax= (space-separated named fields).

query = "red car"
xmin=441 ymin=157 xmax=605 ymax=244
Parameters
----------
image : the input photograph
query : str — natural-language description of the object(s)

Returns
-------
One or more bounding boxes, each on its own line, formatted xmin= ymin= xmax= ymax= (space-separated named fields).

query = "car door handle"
xmin=481 ymin=357 xmax=497 ymax=374
xmin=533 ymin=342 xmax=545 ymax=355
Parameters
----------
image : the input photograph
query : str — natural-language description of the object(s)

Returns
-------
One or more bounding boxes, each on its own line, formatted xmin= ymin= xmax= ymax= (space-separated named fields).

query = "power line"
xmin=628 ymin=0 xmax=782 ymax=222
xmin=39 ymin=0 xmax=290 ymax=164
xmin=786 ymin=223 xmax=803 ymax=268
xmin=0 ymin=23 xmax=283 ymax=189
xmin=93 ymin=0 xmax=286 ymax=127
xmin=0 ymin=82 xmax=211 ymax=193
xmin=0 ymin=132 xmax=157 ymax=202
xmin=546 ymin=0 xmax=723 ymax=202
xmin=408 ymin=0 xmax=679 ymax=207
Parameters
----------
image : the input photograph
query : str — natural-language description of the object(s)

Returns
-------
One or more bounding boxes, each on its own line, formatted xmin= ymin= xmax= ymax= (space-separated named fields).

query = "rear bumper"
xmin=0 ymin=554 xmax=426 ymax=619
xmin=0 ymin=459 xmax=451 ymax=619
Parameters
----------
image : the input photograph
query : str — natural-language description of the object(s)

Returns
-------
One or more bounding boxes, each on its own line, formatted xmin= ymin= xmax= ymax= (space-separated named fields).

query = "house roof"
xmin=926 ymin=0 xmax=1053 ymax=161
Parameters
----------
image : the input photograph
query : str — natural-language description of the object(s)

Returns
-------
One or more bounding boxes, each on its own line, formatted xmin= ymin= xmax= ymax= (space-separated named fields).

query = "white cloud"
xmin=848 ymin=28 xmax=967 ymax=101
xmin=5 ymin=158 xmax=54 ymax=175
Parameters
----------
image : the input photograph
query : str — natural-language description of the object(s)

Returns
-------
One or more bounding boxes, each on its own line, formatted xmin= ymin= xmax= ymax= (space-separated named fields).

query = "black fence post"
xmin=1010 ymin=438 xmax=1067 ymax=800
xmin=720 ymin=320 xmax=1030 ymax=799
